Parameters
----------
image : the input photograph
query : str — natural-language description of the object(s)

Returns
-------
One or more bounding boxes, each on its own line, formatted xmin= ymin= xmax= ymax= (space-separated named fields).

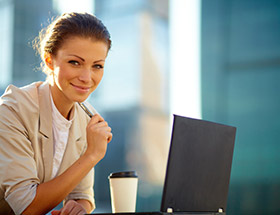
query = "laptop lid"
xmin=160 ymin=115 xmax=236 ymax=213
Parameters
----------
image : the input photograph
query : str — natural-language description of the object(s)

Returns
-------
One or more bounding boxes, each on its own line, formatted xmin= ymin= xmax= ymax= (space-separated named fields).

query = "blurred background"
xmin=0 ymin=0 xmax=280 ymax=214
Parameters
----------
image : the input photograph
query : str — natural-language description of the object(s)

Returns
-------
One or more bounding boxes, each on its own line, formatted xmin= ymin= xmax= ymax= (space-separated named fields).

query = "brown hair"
xmin=33 ymin=12 xmax=111 ymax=75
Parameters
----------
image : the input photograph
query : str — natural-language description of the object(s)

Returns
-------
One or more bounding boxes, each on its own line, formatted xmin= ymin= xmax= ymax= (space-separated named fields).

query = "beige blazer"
xmin=0 ymin=81 xmax=96 ymax=214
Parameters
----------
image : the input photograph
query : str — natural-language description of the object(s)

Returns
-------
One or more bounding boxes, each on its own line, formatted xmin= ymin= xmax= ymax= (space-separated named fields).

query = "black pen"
xmin=78 ymin=102 xmax=94 ymax=118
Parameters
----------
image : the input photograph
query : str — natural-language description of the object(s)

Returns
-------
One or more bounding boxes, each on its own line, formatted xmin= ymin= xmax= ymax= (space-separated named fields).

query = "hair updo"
xmin=33 ymin=12 xmax=111 ymax=75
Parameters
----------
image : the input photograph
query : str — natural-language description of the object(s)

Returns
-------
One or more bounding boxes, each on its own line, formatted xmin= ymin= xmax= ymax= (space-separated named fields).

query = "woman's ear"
xmin=44 ymin=53 xmax=54 ymax=70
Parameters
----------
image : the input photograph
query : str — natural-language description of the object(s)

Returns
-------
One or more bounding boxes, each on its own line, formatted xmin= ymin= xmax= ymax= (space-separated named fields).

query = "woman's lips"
xmin=71 ymin=83 xmax=91 ymax=93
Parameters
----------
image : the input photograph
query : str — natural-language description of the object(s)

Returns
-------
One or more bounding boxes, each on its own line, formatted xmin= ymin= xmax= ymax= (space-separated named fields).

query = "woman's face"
xmin=47 ymin=36 xmax=108 ymax=105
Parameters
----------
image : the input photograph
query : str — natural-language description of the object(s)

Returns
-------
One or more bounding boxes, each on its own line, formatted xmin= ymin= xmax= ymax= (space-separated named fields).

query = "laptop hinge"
xmin=166 ymin=207 xmax=224 ymax=214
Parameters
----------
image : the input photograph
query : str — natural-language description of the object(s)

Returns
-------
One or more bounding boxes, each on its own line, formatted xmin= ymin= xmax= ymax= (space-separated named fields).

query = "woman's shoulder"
xmin=2 ymin=81 xmax=43 ymax=98
xmin=0 ymin=81 xmax=44 ymax=116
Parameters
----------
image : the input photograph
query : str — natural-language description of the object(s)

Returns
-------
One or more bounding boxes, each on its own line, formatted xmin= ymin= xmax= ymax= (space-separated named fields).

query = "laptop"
xmin=92 ymin=114 xmax=236 ymax=215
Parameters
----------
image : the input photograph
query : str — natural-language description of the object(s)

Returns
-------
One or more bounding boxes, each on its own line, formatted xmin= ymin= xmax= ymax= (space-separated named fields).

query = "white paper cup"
xmin=109 ymin=171 xmax=138 ymax=213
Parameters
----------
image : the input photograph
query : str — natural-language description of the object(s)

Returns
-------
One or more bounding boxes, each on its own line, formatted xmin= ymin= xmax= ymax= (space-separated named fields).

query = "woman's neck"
xmin=50 ymin=85 xmax=74 ymax=120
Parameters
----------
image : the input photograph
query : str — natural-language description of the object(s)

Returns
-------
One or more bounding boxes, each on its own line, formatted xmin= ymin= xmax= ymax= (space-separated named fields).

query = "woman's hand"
xmin=51 ymin=200 xmax=87 ymax=215
xmin=85 ymin=114 xmax=112 ymax=162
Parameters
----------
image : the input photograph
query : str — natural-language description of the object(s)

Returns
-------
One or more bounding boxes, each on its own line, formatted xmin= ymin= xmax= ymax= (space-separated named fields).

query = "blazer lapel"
xmin=38 ymin=81 xmax=54 ymax=182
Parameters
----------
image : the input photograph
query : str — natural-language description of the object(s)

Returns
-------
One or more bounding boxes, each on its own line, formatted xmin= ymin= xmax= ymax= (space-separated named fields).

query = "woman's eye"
xmin=93 ymin=64 xmax=104 ymax=69
xmin=68 ymin=60 xmax=79 ymax=66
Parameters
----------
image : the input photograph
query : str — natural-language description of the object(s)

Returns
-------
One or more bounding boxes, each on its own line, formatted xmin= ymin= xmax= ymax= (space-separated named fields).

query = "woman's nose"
xmin=78 ymin=68 xmax=91 ymax=82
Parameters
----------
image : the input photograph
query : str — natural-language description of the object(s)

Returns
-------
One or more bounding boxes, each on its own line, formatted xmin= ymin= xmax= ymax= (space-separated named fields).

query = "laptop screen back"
xmin=161 ymin=115 xmax=236 ymax=213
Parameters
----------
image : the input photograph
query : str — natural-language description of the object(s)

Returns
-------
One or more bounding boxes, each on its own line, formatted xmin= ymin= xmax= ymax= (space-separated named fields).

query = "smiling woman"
xmin=0 ymin=12 xmax=112 ymax=215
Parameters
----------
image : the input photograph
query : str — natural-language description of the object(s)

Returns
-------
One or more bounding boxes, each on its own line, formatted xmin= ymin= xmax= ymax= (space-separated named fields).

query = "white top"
xmin=50 ymin=93 xmax=74 ymax=179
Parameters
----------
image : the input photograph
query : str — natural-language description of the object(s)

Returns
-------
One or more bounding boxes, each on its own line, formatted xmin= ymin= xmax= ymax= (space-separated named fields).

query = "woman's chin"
xmin=74 ymin=96 xmax=88 ymax=103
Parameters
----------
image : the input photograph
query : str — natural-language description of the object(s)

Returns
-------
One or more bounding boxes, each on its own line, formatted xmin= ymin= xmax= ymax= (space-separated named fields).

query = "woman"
xmin=0 ymin=12 xmax=113 ymax=215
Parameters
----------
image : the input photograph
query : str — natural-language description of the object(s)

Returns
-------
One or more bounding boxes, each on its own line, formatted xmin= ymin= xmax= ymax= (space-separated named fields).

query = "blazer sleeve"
xmin=64 ymin=168 xmax=95 ymax=211
xmin=0 ymin=85 xmax=41 ymax=214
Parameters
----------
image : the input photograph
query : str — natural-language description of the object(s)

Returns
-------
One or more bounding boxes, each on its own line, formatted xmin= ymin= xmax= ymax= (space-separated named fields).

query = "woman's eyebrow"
xmin=68 ymin=54 xmax=85 ymax=62
xmin=68 ymin=55 xmax=105 ymax=64
xmin=94 ymin=59 xmax=105 ymax=63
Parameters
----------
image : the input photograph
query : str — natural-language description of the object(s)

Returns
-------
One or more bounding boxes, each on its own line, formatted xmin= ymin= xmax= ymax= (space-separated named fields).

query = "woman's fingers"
xmin=107 ymin=131 xmax=113 ymax=143
xmin=60 ymin=200 xmax=87 ymax=215
xmin=89 ymin=114 xmax=104 ymax=124
xmin=85 ymin=114 xmax=113 ymax=161
xmin=87 ymin=114 xmax=112 ymax=142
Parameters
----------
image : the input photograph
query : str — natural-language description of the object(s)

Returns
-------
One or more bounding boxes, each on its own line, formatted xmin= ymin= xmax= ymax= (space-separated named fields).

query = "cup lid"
xmin=109 ymin=171 xmax=138 ymax=178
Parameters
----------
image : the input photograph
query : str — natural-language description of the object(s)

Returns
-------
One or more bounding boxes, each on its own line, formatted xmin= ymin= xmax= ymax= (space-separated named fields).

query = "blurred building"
xmin=0 ymin=0 xmax=53 ymax=94
xmin=0 ymin=0 xmax=13 ymax=93
xmin=201 ymin=0 xmax=280 ymax=214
